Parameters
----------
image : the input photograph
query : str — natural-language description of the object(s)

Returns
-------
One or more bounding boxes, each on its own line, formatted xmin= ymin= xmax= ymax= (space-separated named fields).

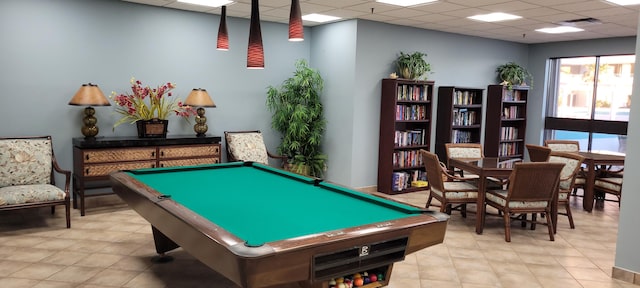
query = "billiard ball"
xmin=353 ymin=278 xmax=364 ymax=287
xmin=370 ymin=274 xmax=378 ymax=282
xmin=363 ymin=277 xmax=371 ymax=284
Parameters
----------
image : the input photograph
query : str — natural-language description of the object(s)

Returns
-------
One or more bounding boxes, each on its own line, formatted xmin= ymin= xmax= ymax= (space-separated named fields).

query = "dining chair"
xmin=484 ymin=162 xmax=564 ymax=242
xmin=224 ymin=130 xmax=288 ymax=168
xmin=594 ymin=176 xmax=623 ymax=207
xmin=547 ymin=151 xmax=585 ymax=229
xmin=420 ymin=149 xmax=479 ymax=217
xmin=544 ymin=139 xmax=586 ymax=195
xmin=525 ymin=144 xmax=552 ymax=162
xmin=444 ymin=143 xmax=483 ymax=178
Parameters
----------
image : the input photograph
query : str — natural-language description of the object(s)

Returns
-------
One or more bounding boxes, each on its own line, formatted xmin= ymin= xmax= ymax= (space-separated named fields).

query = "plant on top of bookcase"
xmin=496 ymin=62 xmax=533 ymax=90
xmin=395 ymin=51 xmax=431 ymax=80
xmin=266 ymin=59 xmax=327 ymax=178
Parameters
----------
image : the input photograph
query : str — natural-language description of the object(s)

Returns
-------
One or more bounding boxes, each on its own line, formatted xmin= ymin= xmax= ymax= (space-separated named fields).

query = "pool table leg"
xmin=151 ymin=226 xmax=180 ymax=262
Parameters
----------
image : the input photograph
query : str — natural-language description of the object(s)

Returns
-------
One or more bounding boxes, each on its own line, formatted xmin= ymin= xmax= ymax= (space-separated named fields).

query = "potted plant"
xmin=395 ymin=51 xmax=431 ymax=80
xmin=111 ymin=77 xmax=197 ymax=137
xmin=266 ymin=59 xmax=327 ymax=177
xmin=496 ymin=62 xmax=533 ymax=90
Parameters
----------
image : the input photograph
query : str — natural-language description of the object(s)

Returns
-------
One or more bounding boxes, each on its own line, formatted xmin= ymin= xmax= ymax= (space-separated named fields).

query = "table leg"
xmin=583 ymin=160 xmax=595 ymax=212
xmin=475 ymin=174 xmax=486 ymax=234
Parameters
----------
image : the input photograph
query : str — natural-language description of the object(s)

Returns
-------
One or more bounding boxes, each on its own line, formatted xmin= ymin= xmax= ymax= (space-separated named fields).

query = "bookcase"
xmin=484 ymin=84 xmax=529 ymax=160
xmin=435 ymin=86 xmax=484 ymax=161
xmin=378 ymin=78 xmax=434 ymax=194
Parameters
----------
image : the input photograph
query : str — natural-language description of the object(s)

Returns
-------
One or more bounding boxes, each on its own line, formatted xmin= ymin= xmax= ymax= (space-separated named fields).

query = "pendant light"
xmin=288 ymin=0 xmax=304 ymax=41
xmin=247 ymin=0 xmax=264 ymax=69
xmin=216 ymin=6 xmax=229 ymax=51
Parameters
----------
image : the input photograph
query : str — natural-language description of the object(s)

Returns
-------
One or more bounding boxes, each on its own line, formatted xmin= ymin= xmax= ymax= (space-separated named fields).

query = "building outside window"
xmin=545 ymin=54 xmax=634 ymax=153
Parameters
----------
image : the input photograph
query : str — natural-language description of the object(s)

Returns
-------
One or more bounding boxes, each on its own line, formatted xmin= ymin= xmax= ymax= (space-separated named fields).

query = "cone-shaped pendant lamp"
xmin=247 ymin=0 xmax=264 ymax=69
xmin=216 ymin=6 xmax=229 ymax=51
xmin=288 ymin=0 xmax=304 ymax=41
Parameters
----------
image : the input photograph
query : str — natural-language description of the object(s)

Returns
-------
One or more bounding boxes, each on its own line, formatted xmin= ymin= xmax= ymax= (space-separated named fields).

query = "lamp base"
xmin=81 ymin=106 xmax=99 ymax=138
xmin=194 ymin=107 xmax=208 ymax=137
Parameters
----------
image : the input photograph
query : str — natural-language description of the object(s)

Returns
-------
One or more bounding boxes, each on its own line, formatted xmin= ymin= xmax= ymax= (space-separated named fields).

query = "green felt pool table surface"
xmin=127 ymin=162 xmax=425 ymax=246
xmin=111 ymin=161 xmax=449 ymax=288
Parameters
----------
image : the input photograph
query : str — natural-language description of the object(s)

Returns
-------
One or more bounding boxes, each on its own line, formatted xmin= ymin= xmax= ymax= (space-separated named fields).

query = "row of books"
xmin=452 ymin=108 xmax=478 ymax=126
xmin=502 ymin=90 xmax=525 ymax=101
xmin=395 ymin=129 xmax=427 ymax=147
xmin=498 ymin=142 xmax=520 ymax=157
xmin=451 ymin=130 xmax=474 ymax=143
xmin=453 ymin=90 xmax=479 ymax=105
xmin=391 ymin=170 xmax=427 ymax=192
xmin=396 ymin=84 xmax=429 ymax=101
xmin=396 ymin=104 xmax=428 ymax=121
xmin=500 ymin=127 xmax=520 ymax=140
xmin=502 ymin=106 xmax=521 ymax=119
xmin=392 ymin=149 xmax=423 ymax=168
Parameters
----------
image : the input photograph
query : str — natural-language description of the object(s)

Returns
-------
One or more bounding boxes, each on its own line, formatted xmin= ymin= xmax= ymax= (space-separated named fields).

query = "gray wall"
xmin=614 ymin=17 xmax=640 ymax=274
xmin=0 ymin=0 xmax=310 ymax=180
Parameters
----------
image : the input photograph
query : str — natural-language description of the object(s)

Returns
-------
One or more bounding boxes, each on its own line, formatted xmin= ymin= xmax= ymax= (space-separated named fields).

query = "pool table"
xmin=110 ymin=162 xmax=448 ymax=288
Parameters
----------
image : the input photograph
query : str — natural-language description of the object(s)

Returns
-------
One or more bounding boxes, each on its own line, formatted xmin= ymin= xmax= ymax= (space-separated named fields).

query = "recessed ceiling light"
xmin=536 ymin=26 xmax=584 ymax=34
xmin=375 ymin=0 xmax=438 ymax=7
xmin=177 ymin=0 xmax=234 ymax=7
xmin=468 ymin=12 xmax=522 ymax=22
xmin=302 ymin=13 xmax=341 ymax=23
xmin=605 ymin=0 xmax=640 ymax=5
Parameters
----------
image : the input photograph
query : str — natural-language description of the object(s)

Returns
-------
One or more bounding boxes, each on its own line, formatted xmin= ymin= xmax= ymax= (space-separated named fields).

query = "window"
xmin=545 ymin=55 xmax=633 ymax=153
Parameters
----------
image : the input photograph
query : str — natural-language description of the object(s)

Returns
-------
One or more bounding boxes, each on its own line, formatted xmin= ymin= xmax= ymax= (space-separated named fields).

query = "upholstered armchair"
xmin=224 ymin=130 xmax=288 ymax=168
xmin=0 ymin=136 xmax=71 ymax=228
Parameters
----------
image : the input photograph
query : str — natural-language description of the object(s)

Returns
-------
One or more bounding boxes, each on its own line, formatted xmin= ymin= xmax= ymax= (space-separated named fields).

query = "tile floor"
xmin=0 ymin=191 xmax=635 ymax=288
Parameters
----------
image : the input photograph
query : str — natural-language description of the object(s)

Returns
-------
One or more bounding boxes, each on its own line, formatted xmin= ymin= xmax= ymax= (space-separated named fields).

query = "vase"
xmin=136 ymin=119 xmax=168 ymax=138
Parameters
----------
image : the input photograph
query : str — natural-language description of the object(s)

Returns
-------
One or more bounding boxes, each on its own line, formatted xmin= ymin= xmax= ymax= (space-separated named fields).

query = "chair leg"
xmin=531 ymin=213 xmax=537 ymax=230
xmin=461 ymin=204 xmax=467 ymax=218
xmin=545 ymin=209 xmax=555 ymax=241
xmin=425 ymin=194 xmax=433 ymax=208
xmin=65 ymin=201 xmax=71 ymax=229
xmin=565 ymin=202 xmax=575 ymax=229
xmin=503 ymin=211 xmax=512 ymax=242
xmin=51 ymin=206 xmax=55 ymax=215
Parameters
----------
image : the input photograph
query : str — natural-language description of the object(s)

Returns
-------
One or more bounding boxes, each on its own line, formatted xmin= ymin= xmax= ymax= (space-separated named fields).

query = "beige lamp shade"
xmin=68 ymin=83 xmax=111 ymax=106
xmin=185 ymin=88 xmax=216 ymax=107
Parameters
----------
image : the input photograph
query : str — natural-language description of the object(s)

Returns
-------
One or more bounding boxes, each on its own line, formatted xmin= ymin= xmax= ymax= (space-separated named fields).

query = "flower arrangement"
xmin=111 ymin=77 xmax=196 ymax=128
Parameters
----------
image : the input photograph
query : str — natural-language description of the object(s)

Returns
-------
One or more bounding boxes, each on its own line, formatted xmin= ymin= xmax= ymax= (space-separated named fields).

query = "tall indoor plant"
xmin=266 ymin=59 xmax=327 ymax=177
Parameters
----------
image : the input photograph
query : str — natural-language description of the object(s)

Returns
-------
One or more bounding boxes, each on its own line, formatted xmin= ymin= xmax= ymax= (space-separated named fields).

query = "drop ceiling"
xmin=122 ymin=0 xmax=640 ymax=44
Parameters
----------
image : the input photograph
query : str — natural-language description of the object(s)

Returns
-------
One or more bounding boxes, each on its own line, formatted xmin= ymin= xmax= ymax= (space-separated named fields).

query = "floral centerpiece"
xmin=111 ymin=77 xmax=196 ymax=135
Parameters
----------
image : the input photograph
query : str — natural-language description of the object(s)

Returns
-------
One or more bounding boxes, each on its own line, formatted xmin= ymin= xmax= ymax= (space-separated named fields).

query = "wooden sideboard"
xmin=72 ymin=135 xmax=221 ymax=216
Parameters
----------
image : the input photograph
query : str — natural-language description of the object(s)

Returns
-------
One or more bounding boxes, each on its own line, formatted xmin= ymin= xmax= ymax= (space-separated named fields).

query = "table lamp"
xmin=68 ymin=83 xmax=111 ymax=138
xmin=184 ymin=88 xmax=216 ymax=137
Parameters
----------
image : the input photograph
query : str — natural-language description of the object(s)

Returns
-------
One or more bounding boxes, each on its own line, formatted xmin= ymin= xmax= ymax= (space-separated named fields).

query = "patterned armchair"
xmin=224 ymin=130 xmax=288 ymax=168
xmin=0 ymin=136 xmax=71 ymax=228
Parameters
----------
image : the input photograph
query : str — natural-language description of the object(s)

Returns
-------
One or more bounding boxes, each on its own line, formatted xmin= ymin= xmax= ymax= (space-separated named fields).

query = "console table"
xmin=72 ymin=135 xmax=221 ymax=216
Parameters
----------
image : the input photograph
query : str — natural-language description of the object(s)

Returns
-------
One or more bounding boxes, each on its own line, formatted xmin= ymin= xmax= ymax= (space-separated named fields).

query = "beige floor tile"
xmin=0 ymin=191 xmax=630 ymax=287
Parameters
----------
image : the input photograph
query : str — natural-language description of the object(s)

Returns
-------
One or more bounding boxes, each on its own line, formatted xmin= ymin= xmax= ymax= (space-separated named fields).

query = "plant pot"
xmin=136 ymin=119 xmax=168 ymax=138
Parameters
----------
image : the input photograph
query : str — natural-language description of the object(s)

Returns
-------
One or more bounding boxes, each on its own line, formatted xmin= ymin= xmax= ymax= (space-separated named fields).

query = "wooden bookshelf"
xmin=377 ymin=78 xmax=434 ymax=194
xmin=435 ymin=86 xmax=484 ymax=161
xmin=484 ymin=84 xmax=529 ymax=160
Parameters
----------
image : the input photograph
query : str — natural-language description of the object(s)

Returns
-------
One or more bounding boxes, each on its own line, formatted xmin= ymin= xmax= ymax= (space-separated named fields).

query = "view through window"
xmin=545 ymin=54 xmax=633 ymax=153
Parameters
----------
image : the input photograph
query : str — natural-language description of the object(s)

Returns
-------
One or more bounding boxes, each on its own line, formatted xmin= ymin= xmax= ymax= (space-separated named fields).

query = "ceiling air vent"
xmin=556 ymin=17 xmax=602 ymax=26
